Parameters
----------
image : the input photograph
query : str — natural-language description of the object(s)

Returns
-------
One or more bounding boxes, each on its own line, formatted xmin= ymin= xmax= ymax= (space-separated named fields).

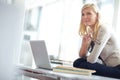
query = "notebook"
xmin=30 ymin=40 xmax=62 ymax=70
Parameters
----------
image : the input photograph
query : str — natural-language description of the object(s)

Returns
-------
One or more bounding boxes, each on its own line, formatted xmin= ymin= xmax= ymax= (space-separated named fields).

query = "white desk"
xmin=17 ymin=65 xmax=119 ymax=80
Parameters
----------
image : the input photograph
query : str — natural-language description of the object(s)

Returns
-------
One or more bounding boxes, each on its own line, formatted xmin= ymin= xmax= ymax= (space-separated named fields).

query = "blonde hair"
xmin=79 ymin=3 xmax=101 ymax=40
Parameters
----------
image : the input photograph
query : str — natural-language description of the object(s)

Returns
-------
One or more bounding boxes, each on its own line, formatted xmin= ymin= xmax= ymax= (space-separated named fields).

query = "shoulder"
xmin=98 ymin=23 xmax=112 ymax=35
xmin=96 ymin=23 xmax=112 ymax=41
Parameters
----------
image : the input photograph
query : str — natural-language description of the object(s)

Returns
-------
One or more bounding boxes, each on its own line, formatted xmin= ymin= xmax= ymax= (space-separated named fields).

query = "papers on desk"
xmin=53 ymin=65 xmax=96 ymax=76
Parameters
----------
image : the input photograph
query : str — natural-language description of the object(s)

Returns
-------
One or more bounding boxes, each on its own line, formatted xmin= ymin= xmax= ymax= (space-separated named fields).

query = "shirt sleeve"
xmin=87 ymin=25 xmax=111 ymax=63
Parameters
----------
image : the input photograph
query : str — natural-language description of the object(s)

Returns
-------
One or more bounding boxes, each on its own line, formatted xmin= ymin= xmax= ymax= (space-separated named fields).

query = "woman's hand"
xmin=79 ymin=33 xmax=92 ymax=57
xmin=83 ymin=33 xmax=92 ymax=45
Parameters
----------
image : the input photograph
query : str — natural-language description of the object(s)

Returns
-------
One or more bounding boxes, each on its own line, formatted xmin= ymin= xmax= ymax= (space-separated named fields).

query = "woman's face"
xmin=81 ymin=7 xmax=98 ymax=28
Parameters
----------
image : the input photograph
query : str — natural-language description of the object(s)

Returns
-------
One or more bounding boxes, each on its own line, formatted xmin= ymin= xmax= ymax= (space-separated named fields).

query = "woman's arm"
xmin=87 ymin=26 xmax=111 ymax=63
xmin=79 ymin=34 xmax=92 ymax=57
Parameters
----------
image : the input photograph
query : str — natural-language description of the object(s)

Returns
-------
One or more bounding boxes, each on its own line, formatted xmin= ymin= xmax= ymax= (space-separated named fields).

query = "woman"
xmin=73 ymin=3 xmax=120 ymax=79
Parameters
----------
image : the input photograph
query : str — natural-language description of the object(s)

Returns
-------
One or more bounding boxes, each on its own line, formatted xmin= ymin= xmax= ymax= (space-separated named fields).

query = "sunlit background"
xmin=1 ymin=0 xmax=120 ymax=80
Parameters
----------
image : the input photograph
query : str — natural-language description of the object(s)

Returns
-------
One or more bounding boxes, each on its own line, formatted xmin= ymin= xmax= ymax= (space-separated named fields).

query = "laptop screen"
xmin=30 ymin=40 xmax=53 ymax=70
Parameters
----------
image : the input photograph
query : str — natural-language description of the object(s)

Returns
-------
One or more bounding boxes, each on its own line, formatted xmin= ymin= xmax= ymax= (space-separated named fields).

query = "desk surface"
xmin=17 ymin=65 xmax=119 ymax=80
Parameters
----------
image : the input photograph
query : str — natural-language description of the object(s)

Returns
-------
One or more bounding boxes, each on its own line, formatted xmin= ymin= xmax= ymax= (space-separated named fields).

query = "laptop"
xmin=30 ymin=40 xmax=62 ymax=70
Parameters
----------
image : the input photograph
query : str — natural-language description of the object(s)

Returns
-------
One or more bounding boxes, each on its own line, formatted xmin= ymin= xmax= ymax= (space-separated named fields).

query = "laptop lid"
xmin=30 ymin=40 xmax=53 ymax=70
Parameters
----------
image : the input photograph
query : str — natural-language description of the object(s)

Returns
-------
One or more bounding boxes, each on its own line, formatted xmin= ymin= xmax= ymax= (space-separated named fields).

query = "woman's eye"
xmin=82 ymin=12 xmax=91 ymax=16
xmin=82 ymin=13 xmax=84 ymax=16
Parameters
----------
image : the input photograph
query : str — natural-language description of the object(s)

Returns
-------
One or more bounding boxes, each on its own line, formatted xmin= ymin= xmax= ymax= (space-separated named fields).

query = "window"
xmin=37 ymin=0 xmax=83 ymax=61
xmin=84 ymin=0 xmax=114 ymax=25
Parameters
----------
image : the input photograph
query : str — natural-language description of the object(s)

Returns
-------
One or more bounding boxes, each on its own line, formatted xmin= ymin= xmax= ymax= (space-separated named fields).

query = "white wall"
xmin=0 ymin=2 xmax=25 ymax=80
xmin=115 ymin=0 xmax=120 ymax=46
xmin=0 ymin=0 xmax=7 ymax=3
xmin=0 ymin=0 xmax=13 ymax=4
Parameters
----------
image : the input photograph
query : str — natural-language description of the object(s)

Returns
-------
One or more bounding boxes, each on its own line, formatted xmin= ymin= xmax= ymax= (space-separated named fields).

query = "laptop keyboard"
xmin=51 ymin=60 xmax=63 ymax=65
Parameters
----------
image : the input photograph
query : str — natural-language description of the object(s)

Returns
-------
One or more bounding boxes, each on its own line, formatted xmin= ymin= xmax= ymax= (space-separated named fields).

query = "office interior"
xmin=0 ymin=0 xmax=120 ymax=80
